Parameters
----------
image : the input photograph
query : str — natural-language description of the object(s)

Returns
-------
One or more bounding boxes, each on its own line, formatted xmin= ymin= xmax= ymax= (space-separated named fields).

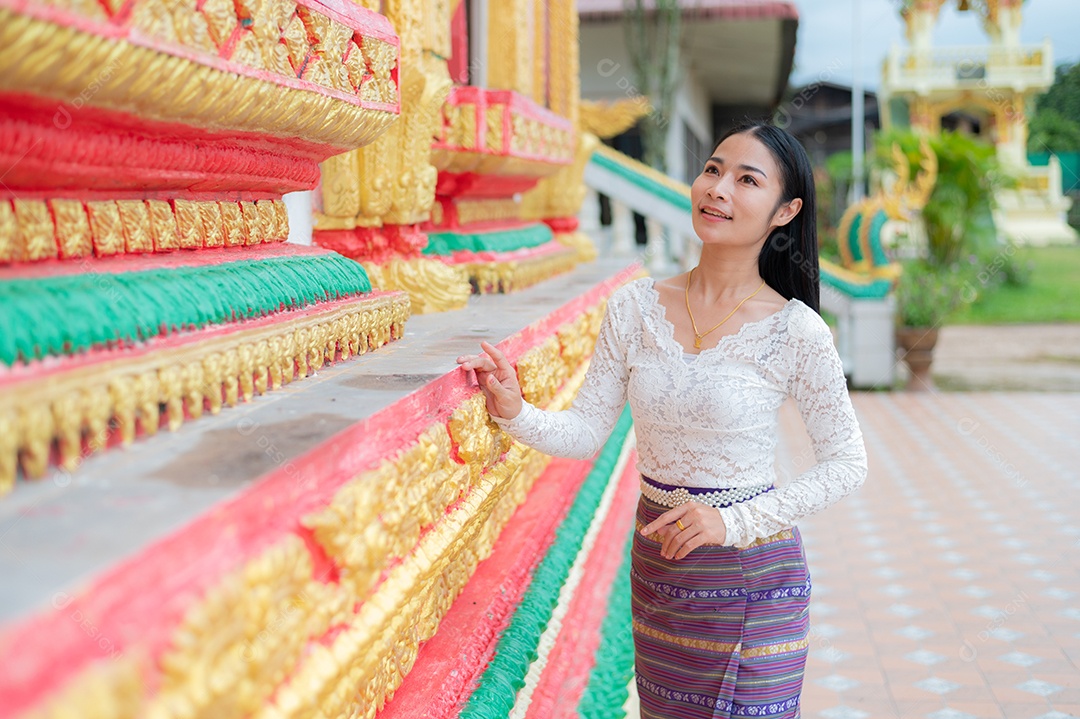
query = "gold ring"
xmin=676 ymin=520 xmax=686 ymax=531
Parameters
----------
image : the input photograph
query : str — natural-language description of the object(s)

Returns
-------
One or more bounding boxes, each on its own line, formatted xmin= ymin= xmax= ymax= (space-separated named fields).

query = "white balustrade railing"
xmin=581 ymin=150 xmax=698 ymax=274
xmin=883 ymin=39 xmax=1053 ymax=92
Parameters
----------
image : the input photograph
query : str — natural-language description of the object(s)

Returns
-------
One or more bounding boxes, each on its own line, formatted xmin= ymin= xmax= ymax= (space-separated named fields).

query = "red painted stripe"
xmin=0 ymin=95 xmax=326 ymax=198
xmin=524 ymin=450 xmax=640 ymax=719
xmin=376 ymin=456 xmax=592 ymax=719
xmin=0 ymin=262 xmax=641 ymax=718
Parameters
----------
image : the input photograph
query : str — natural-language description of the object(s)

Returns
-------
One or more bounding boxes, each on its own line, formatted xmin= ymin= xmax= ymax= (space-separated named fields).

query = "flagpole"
xmin=852 ymin=0 xmax=865 ymax=203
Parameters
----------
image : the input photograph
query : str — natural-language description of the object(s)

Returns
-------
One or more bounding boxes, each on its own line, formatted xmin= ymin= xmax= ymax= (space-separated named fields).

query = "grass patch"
xmin=949 ymin=244 xmax=1080 ymax=324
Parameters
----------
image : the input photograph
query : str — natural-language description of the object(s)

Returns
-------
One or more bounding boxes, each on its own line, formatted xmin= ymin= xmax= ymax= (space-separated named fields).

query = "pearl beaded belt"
xmin=639 ymin=475 xmax=773 ymax=509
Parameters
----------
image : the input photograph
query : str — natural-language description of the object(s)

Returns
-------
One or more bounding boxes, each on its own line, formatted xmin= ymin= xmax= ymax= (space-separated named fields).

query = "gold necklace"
xmin=684 ymin=269 xmax=766 ymax=349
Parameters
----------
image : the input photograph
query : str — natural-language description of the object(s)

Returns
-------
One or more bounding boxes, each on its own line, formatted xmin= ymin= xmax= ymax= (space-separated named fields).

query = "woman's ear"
xmin=772 ymin=197 xmax=803 ymax=228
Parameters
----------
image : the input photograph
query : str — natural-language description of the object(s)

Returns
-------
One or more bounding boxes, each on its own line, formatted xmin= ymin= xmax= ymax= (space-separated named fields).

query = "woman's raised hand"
xmin=456 ymin=340 xmax=524 ymax=420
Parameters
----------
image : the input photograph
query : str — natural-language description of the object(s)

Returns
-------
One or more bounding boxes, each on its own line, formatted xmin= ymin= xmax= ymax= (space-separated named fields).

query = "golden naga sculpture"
xmin=578 ymin=97 xmax=652 ymax=140
xmin=836 ymin=138 xmax=938 ymax=278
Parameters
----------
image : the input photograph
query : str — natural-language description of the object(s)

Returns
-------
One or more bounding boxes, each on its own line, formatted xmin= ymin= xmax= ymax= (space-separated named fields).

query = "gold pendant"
xmin=693 ymin=336 xmax=702 ymax=349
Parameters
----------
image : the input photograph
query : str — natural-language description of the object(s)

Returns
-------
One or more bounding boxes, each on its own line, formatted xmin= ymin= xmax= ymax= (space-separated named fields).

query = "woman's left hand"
xmin=640 ymin=502 xmax=727 ymax=560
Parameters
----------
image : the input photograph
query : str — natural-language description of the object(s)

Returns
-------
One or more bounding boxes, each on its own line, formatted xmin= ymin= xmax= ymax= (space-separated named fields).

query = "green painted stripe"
xmin=588 ymin=152 xmax=692 ymax=212
xmin=422 ymin=223 xmax=553 ymax=256
xmin=459 ymin=406 xmax=634 ymax=719
xmin=577 ymin=527 xmax=635 ymax=719
xmin=821 ymin=270 xmax=893 ymax=299
xmin=0 ymin=253 xmax=371 ymax=366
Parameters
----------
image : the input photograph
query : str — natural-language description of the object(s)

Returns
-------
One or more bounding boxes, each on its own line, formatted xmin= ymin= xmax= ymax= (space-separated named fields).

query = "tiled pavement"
xmin=790 ymin=391 xmax=1080 ymax=719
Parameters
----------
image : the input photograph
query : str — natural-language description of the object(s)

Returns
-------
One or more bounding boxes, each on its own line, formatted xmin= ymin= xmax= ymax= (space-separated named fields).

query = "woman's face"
xmin=689 ymin=132 xmax=802 ymax=250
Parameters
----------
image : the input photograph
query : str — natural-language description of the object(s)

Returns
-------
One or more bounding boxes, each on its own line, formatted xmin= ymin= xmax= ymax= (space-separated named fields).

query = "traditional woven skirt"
xmin=631 ymin=489 xmax=811 ymax=719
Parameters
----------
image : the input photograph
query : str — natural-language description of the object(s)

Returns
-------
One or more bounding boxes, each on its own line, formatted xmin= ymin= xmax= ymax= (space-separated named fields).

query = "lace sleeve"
xmin=490 ymin=292 xmax=631 ymax=460
xmin=717 ymin=311 xmax=868 ymax=548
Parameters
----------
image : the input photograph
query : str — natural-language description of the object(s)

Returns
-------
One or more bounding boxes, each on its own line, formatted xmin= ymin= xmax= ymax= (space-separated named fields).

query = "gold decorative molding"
xmin=555 ymin=231 xmax=599 ymax=263
xmin=532 ymin=0 xmax=548 ymax=108
xmin=18 ymin=654 xmax=146 ymax=719
xmin=546 ymin=0 xmax=580 ymax=125
xmin=464 ymin=245 xmax=579 ymax=295
xmin=0 ymin=5 xmax=398 ymax=149
xmin=517 ymin=336 xmax=562 ymax=408
xmin=0 ymin=293 xmax=410 ymax=493
xmin=267 ymin=438 xmax=547 ymax=719
xmin=449 ymin=393 xmax=513 ymax=485
xmin=487 ymin=0 xmax=533 ymax=97
xmin=0 ymin=199 xmax=288 ymax=264
xmin=319 ymin=52 xmax=452 ymax=228
xmin=38 ymin=0 xmax=400 ymax=106
xmin=264 ymin=339 xmax=599 ymax=718
xmin=452 ymin=198 xmax=522 ymax=227
xmin=148 ymin=536 xmax=349 ymax=719
xmin=431 ymin=88 xmax=575 ymax=178
xmin=422 ymin=0 xmax=453 ymax=60
xmin=361 ymin=257 xmax=470 ymax=314
xmin=384 ymin=55 xmax=455 ymax=225
xmin=521 ymin=131 xmax=599 ymax=223
xmin=304 ymin=425 xmax=471 ymax=600
xmin=579 ymin=98 xmax=651 ymax=139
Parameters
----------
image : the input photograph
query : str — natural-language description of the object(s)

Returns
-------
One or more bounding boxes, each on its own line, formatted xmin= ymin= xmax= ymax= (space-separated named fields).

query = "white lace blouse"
xmin=491 ymin=277 xmax=868 ymax=548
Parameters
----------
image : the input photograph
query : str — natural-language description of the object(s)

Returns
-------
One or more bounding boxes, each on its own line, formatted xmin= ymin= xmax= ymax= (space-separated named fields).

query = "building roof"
xmin=577 ymin=0 xmax=799 ymax=22
xmin=577 ymin=0 xmax=800 ymax=111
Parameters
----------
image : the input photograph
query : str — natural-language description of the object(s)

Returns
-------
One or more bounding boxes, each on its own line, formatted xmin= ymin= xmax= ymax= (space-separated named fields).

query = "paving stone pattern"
xmin=792 ymin=391 xmax=1080 ymax=719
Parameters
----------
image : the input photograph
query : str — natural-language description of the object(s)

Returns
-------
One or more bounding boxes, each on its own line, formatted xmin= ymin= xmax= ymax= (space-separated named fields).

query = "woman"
xmin=456 ymin=122 xmax=867 ymax=719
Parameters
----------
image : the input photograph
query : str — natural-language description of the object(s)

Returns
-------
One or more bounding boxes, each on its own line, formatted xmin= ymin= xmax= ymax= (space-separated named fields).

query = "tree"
xmin=1029 ymin=62 xmax=1080 ymax=153
xmin=623 ymin=0 xmax=681 ymax=172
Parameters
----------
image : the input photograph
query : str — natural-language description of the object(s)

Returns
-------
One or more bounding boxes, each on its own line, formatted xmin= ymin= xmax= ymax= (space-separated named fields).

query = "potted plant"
xmin=875 ymin=129 xmax=1003 ymax=389
xmin=893 ymin=260 xmax=969 ymax=389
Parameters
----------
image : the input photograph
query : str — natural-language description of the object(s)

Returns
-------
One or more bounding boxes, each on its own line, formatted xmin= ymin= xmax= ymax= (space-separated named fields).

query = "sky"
xmin=790 ymin=0 xmax=1080 ymax=90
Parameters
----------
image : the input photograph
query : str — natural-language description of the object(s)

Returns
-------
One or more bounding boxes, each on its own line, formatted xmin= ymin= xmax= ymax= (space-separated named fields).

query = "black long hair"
xmin=716 ymin=121 xmax=820 ymax=314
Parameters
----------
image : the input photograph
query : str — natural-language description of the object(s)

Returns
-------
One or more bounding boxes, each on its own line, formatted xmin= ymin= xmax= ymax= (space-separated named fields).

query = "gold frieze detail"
xmin=0 ymin=199 xmax=288 ymax=264
xmin=0 ymin=293 xmax=410 ymax=494
xmin=0 ymin=6 xmax=399 ymax=148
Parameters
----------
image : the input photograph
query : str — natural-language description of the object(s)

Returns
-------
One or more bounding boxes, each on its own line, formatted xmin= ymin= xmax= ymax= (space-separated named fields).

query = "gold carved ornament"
xmin=256 ymin=292 xmax=618 ymax=717
xmin=486 ymin=0 xmax=534 ymax=98
xmin=362 ymin=258 xmax=471 ymax=314
xmin=546 ymin=0 xmax=580 ymax=124
xmin=453 ymin=198 xmax=522 ymax=226
xmin=16 ymin=656 xmax=146 ymax=719
xmin=462 ymin=245 xmax=579 ymax=295
xmin=520 ymin=131 xmax=596 ymax=244
xmin=0 ymin=199 xmax=287 ymax=263
xmin=147 ymin=536 xmax=350 ymax=719
xmin=261 ymin=318 xmax=605 ymax=718
xmin=0 ymin=294 xmax=410 ymax=494
xmin=0 ymin=4 xmax=398 ymax=149
xmin=318 ymin=51 xmax=451 ymax=230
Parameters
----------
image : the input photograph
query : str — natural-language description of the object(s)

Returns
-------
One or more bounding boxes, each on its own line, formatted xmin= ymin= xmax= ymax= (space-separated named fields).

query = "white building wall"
xmin=665 ymin=57 xmax=712 ymax=183
xmin=579 ymin=21 xmax=712 ymax=183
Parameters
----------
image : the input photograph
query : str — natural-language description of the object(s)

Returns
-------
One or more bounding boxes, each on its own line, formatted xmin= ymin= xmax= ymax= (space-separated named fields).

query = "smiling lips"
xmin=700 ymin=206 xmax=732 ymax=220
